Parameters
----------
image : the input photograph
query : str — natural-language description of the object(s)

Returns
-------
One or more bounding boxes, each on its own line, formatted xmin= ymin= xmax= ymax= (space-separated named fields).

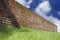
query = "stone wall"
xmin=0 ymin=0 xmax=57 ymax=32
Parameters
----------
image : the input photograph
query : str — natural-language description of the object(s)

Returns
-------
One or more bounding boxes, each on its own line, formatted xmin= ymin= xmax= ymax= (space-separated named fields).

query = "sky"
xmin=15 ymin=0 xmax=60 ymax=32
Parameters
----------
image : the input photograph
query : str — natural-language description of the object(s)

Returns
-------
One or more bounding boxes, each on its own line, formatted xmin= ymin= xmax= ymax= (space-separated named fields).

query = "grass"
xmin=0 ymin=23 xmax=60 ymax=40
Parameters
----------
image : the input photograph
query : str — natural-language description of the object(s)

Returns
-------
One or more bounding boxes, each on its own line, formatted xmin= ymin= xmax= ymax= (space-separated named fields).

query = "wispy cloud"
xmin=58 ymin=11 xmax=60 ymax=15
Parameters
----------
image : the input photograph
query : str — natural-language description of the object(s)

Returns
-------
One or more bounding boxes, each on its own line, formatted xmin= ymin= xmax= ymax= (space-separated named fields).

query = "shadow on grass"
xmin=0 ymin=23 xmax=16 ymax=38
xmin=0 ymin=23 xmax=31 ymax=37
xmin=19 ymin=28 xmax=31 ymax=32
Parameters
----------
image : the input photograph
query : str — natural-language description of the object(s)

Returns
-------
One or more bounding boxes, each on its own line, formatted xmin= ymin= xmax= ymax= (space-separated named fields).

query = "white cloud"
xmin=35 ymin=1 xmax=51 ymax=13
xmin=35 ymin=1 xmax=51 ymax=19
xmin=15 ymin=0 xmax=32 ymax=8
xmin=35 ymin=0 xmax=52 ymax=21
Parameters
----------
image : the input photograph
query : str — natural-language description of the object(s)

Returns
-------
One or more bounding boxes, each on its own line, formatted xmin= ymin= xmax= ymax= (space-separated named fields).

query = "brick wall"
xmin=0 ymin=0 xmax=57 ymax=32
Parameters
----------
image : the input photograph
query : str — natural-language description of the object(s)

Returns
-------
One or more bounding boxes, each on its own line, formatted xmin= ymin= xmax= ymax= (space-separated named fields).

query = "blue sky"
xmin=15 ymin=0 xmax=60 ymax=32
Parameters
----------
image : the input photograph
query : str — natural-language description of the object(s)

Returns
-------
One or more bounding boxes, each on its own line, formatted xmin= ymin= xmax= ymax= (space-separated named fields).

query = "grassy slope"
xmin=0 ymin=24 xmax=60 ymax=40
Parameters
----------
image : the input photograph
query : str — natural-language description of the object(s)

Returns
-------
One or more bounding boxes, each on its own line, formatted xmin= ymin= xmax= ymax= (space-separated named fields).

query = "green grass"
xmin=0 ymin=23 xmax=60 ymax=40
